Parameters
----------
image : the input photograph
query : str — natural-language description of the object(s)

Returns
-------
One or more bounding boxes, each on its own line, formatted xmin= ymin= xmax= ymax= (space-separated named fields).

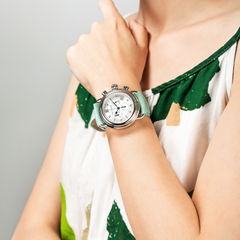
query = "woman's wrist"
xmin=105 ymin=114 xmax=152 ymax=136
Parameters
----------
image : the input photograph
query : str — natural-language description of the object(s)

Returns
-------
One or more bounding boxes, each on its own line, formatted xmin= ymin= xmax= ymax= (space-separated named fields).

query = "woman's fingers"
xmin=128 ymin=18 xmax=149 ymax=49
xmin=66 ymin=0 xmax=149 ymax=99
xmin=98 ymin=0 xmax=149 ymax=49
xmin=98 ymin=0 xmax=122 ymax=22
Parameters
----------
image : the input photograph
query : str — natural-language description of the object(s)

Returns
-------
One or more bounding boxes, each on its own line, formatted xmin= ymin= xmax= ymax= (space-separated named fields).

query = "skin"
xmin=137 ymin=0 xmax=240 ymax=91
xmin=12 ymin=0 xmax=240 ymax=239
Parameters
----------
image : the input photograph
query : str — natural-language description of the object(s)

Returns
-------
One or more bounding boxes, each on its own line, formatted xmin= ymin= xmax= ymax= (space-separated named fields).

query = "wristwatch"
xmin=90 ymin=84 xmax=150 ymax=132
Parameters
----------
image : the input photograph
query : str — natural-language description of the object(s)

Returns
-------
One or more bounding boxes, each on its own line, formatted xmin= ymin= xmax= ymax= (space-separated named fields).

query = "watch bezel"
xmin=98 ymin=89 xmax=140 ymax=129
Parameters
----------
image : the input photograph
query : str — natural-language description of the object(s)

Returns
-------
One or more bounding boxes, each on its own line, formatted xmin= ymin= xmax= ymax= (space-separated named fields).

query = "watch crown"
xmin=102 ymin=90 xmax=107 ymax=96
xmin=111 ymin=84 xmax=118 ymax=90
xmin=123 ymin=86 xmax=129 ymax=91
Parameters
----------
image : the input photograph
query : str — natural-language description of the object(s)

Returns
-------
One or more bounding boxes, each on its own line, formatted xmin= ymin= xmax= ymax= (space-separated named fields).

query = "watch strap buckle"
xmin=90 ymin=118 xmax=106 ymax=132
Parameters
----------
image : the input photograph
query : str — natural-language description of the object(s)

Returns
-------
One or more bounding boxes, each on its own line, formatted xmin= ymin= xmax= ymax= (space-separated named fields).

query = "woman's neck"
xmin=136 ymin=0 xmax=240 ymax=37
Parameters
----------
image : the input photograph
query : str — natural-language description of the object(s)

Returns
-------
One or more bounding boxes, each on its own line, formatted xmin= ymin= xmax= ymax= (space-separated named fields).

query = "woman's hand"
xmin=66 ymin=0 xmax=149 ymax=99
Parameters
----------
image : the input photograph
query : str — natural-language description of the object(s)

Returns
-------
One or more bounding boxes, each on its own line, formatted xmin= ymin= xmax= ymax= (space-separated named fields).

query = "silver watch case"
xmin=97 ymin=89 xmax=144 ymax=130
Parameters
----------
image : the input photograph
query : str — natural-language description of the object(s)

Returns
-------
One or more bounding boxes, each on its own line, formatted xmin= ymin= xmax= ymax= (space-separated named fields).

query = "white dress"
xmin=60 ymin=12 xmax=240 ymax=240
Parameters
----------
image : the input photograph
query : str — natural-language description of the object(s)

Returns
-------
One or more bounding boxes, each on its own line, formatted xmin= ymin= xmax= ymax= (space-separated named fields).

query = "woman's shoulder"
xmin=231 ymin=38 xmax=240 ymax=98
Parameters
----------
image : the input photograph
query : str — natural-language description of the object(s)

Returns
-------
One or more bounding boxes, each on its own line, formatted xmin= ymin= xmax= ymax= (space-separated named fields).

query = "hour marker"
xmin=105 ymin=109 xmax=109 ymax=113
xmin=129 ymin=111 xmax=131 ymax=113
xmin=130 ymin=104 xmax=132 ymax=107
xmin=125 ymin=115 xmax=128 ymax=118
xmin=120 ymin=96 xmax=124 ymax=100
xmin=108 ymin=115 xmax=111 ymax=118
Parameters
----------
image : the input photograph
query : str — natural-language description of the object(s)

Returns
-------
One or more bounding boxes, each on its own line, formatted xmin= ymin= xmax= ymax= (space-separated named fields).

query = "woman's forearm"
xmin=12 ymin=224 xmax=61 ymax=240
xmin=106 ymin=116 xmax=200 ymax=240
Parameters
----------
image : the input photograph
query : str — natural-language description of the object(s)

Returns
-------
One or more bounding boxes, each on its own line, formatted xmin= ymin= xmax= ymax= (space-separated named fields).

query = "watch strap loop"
xmin=93 ymin=103 xmax=105 ymax=127
xmin=134 ymin=92 xmax=150 ymax=117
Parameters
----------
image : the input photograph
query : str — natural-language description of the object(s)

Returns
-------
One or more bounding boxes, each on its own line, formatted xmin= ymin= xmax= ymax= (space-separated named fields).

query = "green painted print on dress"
xmin=75 ymin=84 xmax=96 ymax=128
xmin=107 ymin=201 xmax=136 ymax=240
xmin=60 ymin=183 xmax=75 ymax=240
xmin=151 ymin=59 xmax=220 ymax=123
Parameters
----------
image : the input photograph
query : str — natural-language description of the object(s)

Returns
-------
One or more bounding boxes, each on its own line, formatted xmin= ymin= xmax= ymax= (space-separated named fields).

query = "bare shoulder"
xmin=231 ymin=38 xmax=240 ymax=98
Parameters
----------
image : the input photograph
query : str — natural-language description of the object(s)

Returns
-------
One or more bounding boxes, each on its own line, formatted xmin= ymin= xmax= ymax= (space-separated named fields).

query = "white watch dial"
xmin=102 ymin=93 xmax=135 ymax=124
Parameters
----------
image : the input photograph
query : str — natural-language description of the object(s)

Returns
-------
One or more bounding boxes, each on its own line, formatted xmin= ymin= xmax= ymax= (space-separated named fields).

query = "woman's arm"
xmin=11 ymin=75 xmax=79 ymax=240
xmin=106 ymin=109 xmax=200 ymax=239
xmin=105 ymin=44 xmax=240 ymax=239
xmin=66 ymin=0 xmax=240 ymax=238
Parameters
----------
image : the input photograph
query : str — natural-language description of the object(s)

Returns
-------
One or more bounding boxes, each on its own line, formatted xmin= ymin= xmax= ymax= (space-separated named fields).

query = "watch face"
xmin=101 ymin=92 xmax=135 ymax=124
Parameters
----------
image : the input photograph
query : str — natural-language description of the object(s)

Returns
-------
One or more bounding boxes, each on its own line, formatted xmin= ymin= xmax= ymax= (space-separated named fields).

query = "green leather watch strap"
xmin=93 ymin=102 xmax=105 ymax=127
xmin=134 ymin=91 xmax=150 ymax=117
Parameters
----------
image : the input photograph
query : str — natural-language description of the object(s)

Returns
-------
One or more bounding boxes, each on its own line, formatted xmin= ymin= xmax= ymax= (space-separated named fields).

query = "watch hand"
xmin=108 ymin=105 xmax=119 ymax=116
xmin=112 ymin=107 xmax=119 ymax=115
xmin=109 ymin=98 xmax=118 ymax=108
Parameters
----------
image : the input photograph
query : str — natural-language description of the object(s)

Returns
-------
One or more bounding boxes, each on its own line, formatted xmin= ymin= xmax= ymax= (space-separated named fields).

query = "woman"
xmin=12 ymin=0 xmax=240 ymax=239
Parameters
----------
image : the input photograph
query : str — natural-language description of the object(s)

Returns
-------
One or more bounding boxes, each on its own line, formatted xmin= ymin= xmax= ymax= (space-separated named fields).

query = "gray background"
xmin=0 ymin=0 xmax=138 ymax=239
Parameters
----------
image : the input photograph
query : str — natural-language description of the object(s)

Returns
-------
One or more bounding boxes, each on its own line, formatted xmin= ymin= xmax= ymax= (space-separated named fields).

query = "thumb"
xmin=128 ymin=19 xmax=149 ymax=49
